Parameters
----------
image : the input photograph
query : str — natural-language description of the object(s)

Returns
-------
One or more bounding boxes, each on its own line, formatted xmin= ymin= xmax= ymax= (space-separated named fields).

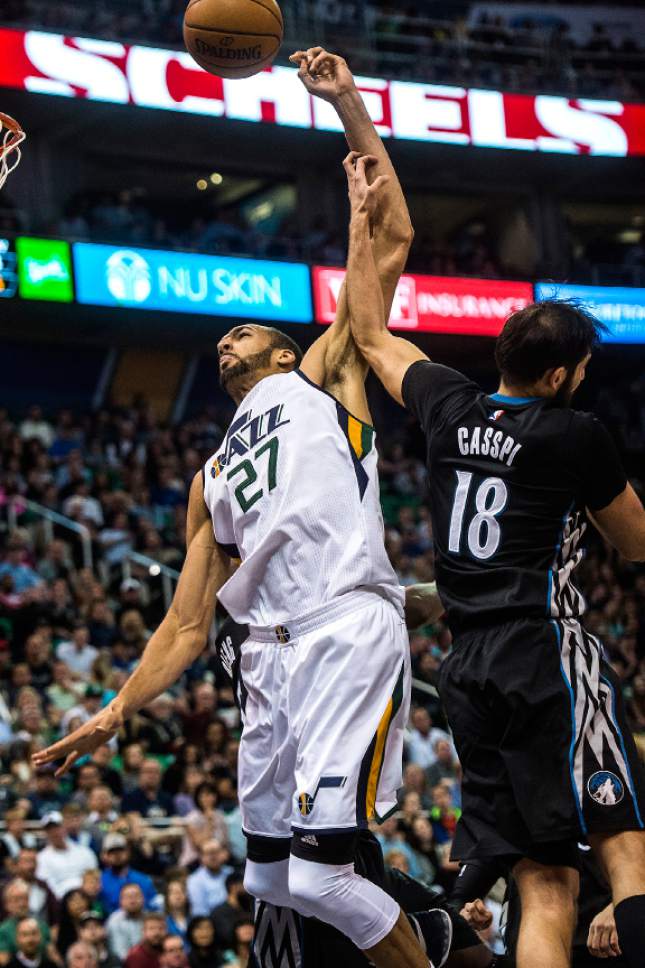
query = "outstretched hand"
xmin=343 ymin=151 xmax=390 ymax=221
xmin=32 ymin=702 xmax=123 ymax=777
xmin=289 ymin=47 xmax=356 ymax=103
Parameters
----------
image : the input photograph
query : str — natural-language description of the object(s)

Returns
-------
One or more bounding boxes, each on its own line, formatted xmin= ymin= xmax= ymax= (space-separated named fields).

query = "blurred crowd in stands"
xmin=48 ymin=195 xmax=645 ymax=287
xmin=0 ymin=401 xmax=254 ymax=964
xmin=0 ymin=380 xmax=643 ymax=961
xmin=1 ymin=189 xmax=508 ymax=281
xmin=1 ymin=0 xmax=644 ymax=100
xmin=2 ymin=187 xmax=642 ymax=290
xmin=52 ymin=193 xmax=341 ymax=269
xmin=367 ymin=8 xmax=644 ymax=100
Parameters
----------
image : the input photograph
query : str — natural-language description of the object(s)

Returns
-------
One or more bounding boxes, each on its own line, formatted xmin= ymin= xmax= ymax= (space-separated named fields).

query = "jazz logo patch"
xmin=297 ymin=776 xmax=347 ymax=817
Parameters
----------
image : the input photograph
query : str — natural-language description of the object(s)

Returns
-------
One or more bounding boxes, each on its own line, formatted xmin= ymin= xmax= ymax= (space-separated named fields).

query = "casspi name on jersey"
xmin=457 ymin=425 xmax=522 ymax=467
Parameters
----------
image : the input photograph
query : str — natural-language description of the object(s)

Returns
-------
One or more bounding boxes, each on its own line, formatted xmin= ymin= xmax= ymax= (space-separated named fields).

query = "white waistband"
xmin=247 ymin=591 xmax=396 ymax=643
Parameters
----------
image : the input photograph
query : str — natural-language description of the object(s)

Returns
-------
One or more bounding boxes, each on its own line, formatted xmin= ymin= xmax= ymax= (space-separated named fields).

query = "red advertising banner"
xmin=1 ymin=28 xmax=644 ymax=157
xmin=313 ymin=267 xmax=534 ymax=336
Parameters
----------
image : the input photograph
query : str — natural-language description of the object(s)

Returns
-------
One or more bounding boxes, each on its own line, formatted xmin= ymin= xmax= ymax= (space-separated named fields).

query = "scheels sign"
xmin=1 ymin=28 xmax=645 ymax=157
xmin=313 ymin=267 xmax=533 ymax=336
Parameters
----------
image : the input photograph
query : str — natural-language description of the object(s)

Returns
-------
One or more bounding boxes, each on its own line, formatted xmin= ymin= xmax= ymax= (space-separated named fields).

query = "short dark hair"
xmin=163 ymin=936 xmax=184 ymax=950
xmin=495 ymin=300 xmax=604 ymax=385
xmin=194 ymin=781 xmax=218 ymax=808
xmin=225 ymin=872 xmax=243 ymax=892
xmin=265 ymin=327 xmax=303 ymax=367
xmin=143 ymin=912 xmax=166 ymax=925
xmin=187 ymin=917 xmax=214 ymax=946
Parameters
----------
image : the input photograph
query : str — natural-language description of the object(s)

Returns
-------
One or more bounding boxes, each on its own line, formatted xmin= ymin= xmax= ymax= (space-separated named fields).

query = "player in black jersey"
xmin=343 ymin=156 xmax=645 ymax=968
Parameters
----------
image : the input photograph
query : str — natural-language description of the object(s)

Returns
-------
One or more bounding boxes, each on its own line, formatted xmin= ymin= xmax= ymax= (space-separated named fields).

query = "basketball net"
xmin=0 ymin=113 xmax=26 ymax=190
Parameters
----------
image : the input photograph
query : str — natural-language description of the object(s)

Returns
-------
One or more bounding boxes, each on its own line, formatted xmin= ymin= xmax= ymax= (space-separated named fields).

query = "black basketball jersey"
xmin=402 ymin=361 xmax=628 ymax=637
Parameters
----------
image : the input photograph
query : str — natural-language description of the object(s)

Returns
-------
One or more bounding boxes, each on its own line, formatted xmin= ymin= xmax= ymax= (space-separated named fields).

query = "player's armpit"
xmin=590 ymin=482 xmax=645 ymax=562
xmin=300 ymin=280 xmax=372 ymax=423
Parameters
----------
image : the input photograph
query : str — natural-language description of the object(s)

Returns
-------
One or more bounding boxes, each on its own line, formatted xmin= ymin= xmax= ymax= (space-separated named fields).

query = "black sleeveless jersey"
xmin=402 ymin=361 xmax=628 ymax=637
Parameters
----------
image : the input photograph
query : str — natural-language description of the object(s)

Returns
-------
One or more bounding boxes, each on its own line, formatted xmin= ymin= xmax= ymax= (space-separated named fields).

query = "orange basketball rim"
xmin=0 ymin=113 xmax=26 ymax=190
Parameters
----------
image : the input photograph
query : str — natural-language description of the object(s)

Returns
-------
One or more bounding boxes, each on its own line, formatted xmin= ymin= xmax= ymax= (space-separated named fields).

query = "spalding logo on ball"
xmin=184 ymin=0 xmax=284 ymax=79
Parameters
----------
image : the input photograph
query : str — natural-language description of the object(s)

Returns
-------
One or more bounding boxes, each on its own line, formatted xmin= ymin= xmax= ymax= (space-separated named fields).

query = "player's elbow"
xmin=617 ymin=540 xmax=645 ymax=563
xmin=352 ymin=327 xmax=385 ymax=364
xmin=383 ymin=217 xmax=414 ymax=250
xmin=607 ymin=526 xmax=645 ymax=561
xmin=172 ymin=611 xmax=210 ymax=657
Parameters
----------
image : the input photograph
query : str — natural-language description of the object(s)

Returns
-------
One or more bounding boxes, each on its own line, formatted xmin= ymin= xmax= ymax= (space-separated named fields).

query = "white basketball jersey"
xmin=203 ymin=370 xmax=403 ymax=627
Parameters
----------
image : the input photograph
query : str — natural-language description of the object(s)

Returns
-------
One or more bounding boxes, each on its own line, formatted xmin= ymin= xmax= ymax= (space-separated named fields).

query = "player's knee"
xmin=591 ymin=830 xmax=645 ymax=897
xmin=288 ymin=852 xmax=400 ymax=949
xmin=515 ymin=859 xmax=578 ymax=921
xmin=288 ymin=854 xmax=336 ymax=912
xmin=535 ymin=885 xmax=577 ymax=923
xmin=242 ymin=860 xmax=265 ymax=899
xmin=591 ymin=830 xmax=645 ymax=873
xmin=288 ymin=830 xmax=359 ymax=915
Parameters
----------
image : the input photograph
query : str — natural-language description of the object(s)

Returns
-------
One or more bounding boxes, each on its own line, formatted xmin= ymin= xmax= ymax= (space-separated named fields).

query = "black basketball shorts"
xmin=440 ymin=616 xmax=645 ymax=865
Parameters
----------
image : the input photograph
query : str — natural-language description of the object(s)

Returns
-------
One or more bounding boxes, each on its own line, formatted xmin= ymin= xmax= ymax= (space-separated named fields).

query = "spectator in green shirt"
xmin=6 ymin=917 xmax=59 ymax=968
xmin=45 ymin=662 xmax=84 ymax=714
xmin=0 ymin=881 xmax=51 ymax=963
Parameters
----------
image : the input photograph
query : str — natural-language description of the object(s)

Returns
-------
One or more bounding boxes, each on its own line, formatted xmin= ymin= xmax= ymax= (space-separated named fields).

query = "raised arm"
xmin=33 ymin=473 xmax=232 ymax=775
xmin=290 ymin=47 xmax=414 ymax=306
xmin=345 ymin=154 xmax=427 ymax=405
xmin=292 ymin=49 xmax=414 ymax=418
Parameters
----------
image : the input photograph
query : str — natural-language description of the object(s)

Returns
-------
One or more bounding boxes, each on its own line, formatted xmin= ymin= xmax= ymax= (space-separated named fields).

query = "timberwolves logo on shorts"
xmin=588 ymin=771 xmax=625 ymax=806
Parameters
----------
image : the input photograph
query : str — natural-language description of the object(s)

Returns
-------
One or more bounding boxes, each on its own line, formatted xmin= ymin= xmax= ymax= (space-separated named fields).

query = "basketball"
xmin=183 ymin=0 xmax=283 ymax=79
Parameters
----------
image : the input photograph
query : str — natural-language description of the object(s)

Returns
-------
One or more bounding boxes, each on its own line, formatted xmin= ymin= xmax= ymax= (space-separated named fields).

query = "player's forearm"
xmin=112 ymin=540 xmax=226 ymax=720
xmin=110 ymin=610 xmax=207 ymax=720
xmin=590 ymin=484 xmax=645 ymax=562
xmin=335 ymin=90 xmax=413 ymax=246
xmin=447 ymin=860 xmax=507 ymax=912
xmin=347 ymin=209 xmax=387 ymax=355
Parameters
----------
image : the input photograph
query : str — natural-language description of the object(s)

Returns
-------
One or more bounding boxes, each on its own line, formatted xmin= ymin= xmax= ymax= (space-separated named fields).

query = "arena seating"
xmin=0 ymin=0 xmax=643 ymax=99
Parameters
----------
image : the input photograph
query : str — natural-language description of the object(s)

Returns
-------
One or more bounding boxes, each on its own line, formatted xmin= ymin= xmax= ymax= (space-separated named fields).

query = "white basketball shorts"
xmin=237 ymin=591 xmax=410 ymax=838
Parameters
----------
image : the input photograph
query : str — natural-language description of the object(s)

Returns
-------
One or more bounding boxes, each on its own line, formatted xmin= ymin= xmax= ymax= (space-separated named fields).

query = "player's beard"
xmin=553 ymin=369 xmax=576 ymax=407
xmin=219 ymin=346 xmax=274 ymax=391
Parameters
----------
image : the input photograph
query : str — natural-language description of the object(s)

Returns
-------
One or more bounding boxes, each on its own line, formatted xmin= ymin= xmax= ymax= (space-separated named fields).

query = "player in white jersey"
xmin=204 ymin=362 xmax=400 ymax=627
xmin=33 ymin=49 xmax=446 ymax=968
